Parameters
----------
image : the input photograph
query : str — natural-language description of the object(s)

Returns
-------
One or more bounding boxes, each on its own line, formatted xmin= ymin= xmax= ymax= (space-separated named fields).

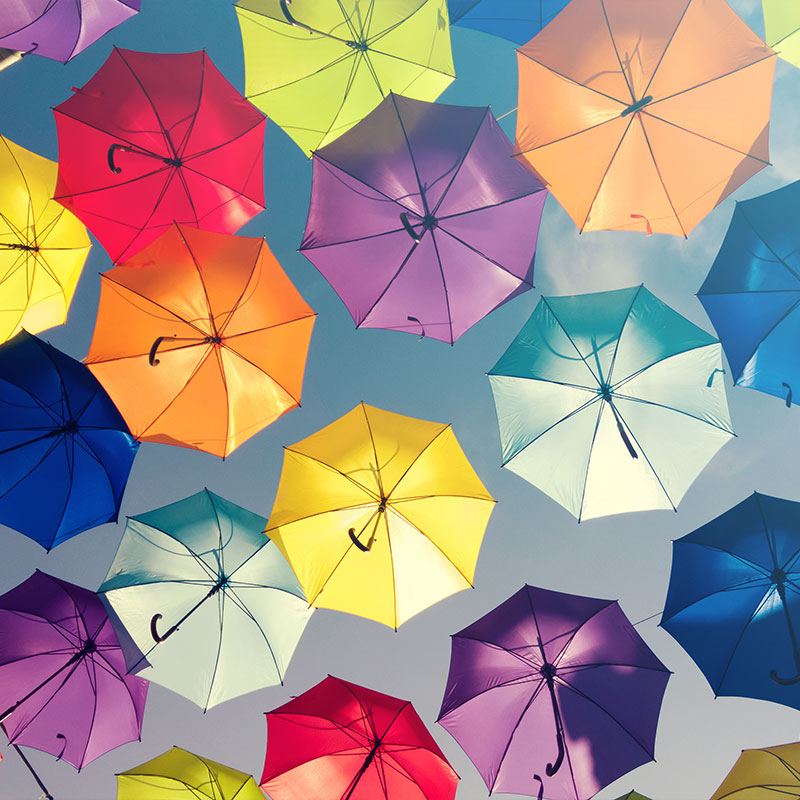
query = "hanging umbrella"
xmin=514 ymin=0 xmax=775 ymax=235
xmin=118 ymin=746 xmax=264 ymax=799
xmin=53 ymin=48 xmax=266 ymax=264
xmin=0 ymin=134 xmax=90 ymax=345
xmin=448 ymin=0 xmax=570 ymax=44
xmin=300 ymin=93 xmax=546 ymax=343
xmin=234 ymin=0 xmax=455 ymax=155
xmin=697 ymin=180 xmax=800 ymax=409
xmin=661 ymin=492 xmax=800 ymax=709
xmin=85 ymin=224 xmax=316 ymax=458
xmin=709 ymin=742 xmax=800 ymax=800
xmin=0 ymin=48 xmax=24 ymax=71
xmin=99 ymin=489 xmax=313 ymax=711
xmin=437 ymin=585 xmax=670 ymax=800
xmin=261 ymin=675 xmax=458 ymax=800
xmin=0 ymin=570 xmax=148 ymax=769
xmin=488 ymin=284 xmax=734 ymax=521
xmin=0 ymin=330 xmax=138 ymax=550
xmin=0 ymin=0 xmax=140 ymax=63
xmin=763 ymin=2 xmax=800 ymax=70
xmin=613 ymin=794 xmax=652 ymax=800
xmin=266 ymin=402 xmax=495 ymax=629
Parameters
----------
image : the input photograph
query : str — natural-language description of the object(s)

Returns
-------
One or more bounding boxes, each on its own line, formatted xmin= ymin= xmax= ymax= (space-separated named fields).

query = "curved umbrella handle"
xmin=279 ymin=0 xmax=313 ymax=32
xmin=107 ymin=143 xmax=126 ymax=174
xmin=150 ymin=613 xmax=174 ymax=643
xmin=149 ymin=336 xmax=169 ymax=366
xmin=533 ymin=775 xmax=544 ymax=800
xmin=55 ymin=733 xmax=67 ymax=761
xmin=349 ymin=528 xmax=371 ymax=552
xmin=407 ymin=315 xmax=425 ymax=340
xmin=400 ymin=213 xmax=421 ymax=243
xmin=771 ymin=667 xmax=800 ymax=686
xmin=545 ymin=728 xmax=565 ymax=776
xmin=783 ymin=382 xmax=793 ymax=408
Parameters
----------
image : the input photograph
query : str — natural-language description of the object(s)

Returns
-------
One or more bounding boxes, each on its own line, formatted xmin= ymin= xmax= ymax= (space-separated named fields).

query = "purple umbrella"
xmin=0 ymin=0 xmax=141 ymax=63
xmin=300 ymin=93 xmax=547 ymax=344
xmin=437 ymin=585 xmax=670 ymax=800
xmin=0 ymin=571 xmax=148 ymax=774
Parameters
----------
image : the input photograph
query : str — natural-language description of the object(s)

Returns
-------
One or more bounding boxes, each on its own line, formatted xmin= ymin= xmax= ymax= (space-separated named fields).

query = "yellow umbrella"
xmin=0 ymin=135 xmax=90 ymax=343
xmin=266 ymin=402 xmax=495 ymax=629
xmin=710 ymin=742 xmax=800 ymax=799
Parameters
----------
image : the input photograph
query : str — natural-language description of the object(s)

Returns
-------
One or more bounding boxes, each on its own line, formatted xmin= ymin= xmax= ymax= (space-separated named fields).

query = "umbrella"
xmin=300 ymin=93 xmax=547 ymax=344
xmin=53 ymin=48 xmax=266 ymax=264
xmin=488 ymin=284 xmax=734 ymax=521
xmin=0 ymin=0 xmax=140 ymax=63
xmin=448 ymin=0 xmax=570 ymax=44
xmin=0 ymin=133 xmax=90 ymax=344
xmin=709 ymin=742 xmax=800 ymax=800
xmin=513 ymin=0 xmax=775 ymax=235
xmin=437 ymin=585 xmax=671 ymax=800
xmin=0 ymin=570 xmax=148 ymax=769
xmin=613 ymin=794 xmax=652 ymax=800
xmin=697 ymin=180 xmax=800 ymax=409
xmin=763 ymin=1 xmax=800 ymax=70
xmin=99 ymin=489 xmax=313 ymax=711
xmin=261 ymin=675 xmax=458 ymax=800
xmin=266 ymin=402 xmax=495 ymax=629
xmin=0 ymin=330 xmax=138 ymax=550
xmin=234 ymin=0 xmax=455 ymax=155
xmin=0 ymin=48 xmax=24 ymax=71
xmin=118 ymin=746 xmax=264 ymax=799
xmin=661 ymin=492 xmax=800 ymax=709
xmin=85 ymin=224 xmax=316 ymax=458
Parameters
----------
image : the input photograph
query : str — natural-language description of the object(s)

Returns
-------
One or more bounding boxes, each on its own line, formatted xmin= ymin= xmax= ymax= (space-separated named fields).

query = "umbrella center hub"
xmin=163 ymin=156 xmax=183 ymax=168
xmin=540 ymin=662 xmax=557 ymax=680
xmin=621 ymin=95 xmax=654 ymax=117
xmin=81 ymin=638 xmax=96 ymax=655
xmin=772 ymin=567 xmax=787 ymax=585
xmin=205 ymin=335 xmax=223 ymax=345
xmin=56 ymin=419 xmax=80 ymax=436
xmin=598 ymin=383 xmax=613 ymax=401
xmin=378 ymin=496 xmax=388 ymax=513
xmin=346 ymin=39 xmax=369 ymax=52
xmin=211 ymin=575 xmax=229 ymax=594
xmin=421 ymin=214 xmax=437 ymax=231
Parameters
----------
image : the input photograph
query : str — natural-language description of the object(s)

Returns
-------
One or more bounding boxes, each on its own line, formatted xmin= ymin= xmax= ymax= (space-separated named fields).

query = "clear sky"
xmin=2 ymin=1 xmax=800 ymax=799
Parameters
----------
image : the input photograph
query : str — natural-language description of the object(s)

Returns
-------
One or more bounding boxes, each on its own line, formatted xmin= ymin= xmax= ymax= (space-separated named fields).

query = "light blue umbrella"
xmin=448 ymin=0 xmax=570 ymax=44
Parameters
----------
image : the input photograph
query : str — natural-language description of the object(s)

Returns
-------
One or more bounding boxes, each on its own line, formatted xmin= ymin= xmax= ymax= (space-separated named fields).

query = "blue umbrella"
xmin=698 ymin=180 xmax=800 ymax=408
xmin=0 ymin=330 xmax=138 ymax=549
xmin=448 ymin=0 xmax=570 ymax=45
xmin=662 ymin=492 xmax=800 ymax=710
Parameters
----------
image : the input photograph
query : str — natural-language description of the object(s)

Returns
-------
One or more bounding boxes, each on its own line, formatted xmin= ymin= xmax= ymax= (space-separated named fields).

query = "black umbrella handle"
xmin=545 ymin=727 xmax=565 ymax=776
xmin=107 ymin=143 xmax=126 ymax=174
xmin=783 ymin=382 xmax=793 ymax=408
xmin=400 ymin=213 xmax=421 ymax=243
xmin=279 ymin=0 xmax=313 ymax=32
xmin=348 ymin=528 xmax=371 ymax=552
xmin=533 ymin=774 xmax=544 ymax=800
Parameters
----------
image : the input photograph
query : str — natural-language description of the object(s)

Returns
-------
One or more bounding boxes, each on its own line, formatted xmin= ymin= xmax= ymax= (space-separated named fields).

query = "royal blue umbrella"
xmin=698 ymin=180 xmax=800 ymax=409
xmin=0 ymin=330 xmax=138 ymax=550
xmin=662 ymin=492 xmax=800 ymax=709
xmin=448 ymin=1 xmax=570 ymax=44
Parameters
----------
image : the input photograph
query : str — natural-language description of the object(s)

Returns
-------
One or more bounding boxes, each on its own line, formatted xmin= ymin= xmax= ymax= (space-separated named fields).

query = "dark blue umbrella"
xmin=0 ymin=331 xmax=138 ymax=550
xmin=662 ymin=492 xmax=800 ymax=710
xmin=447 ymin=0 xmax=570 ymax=45
xmin=698 ymin=181 xmax=800 ymax=409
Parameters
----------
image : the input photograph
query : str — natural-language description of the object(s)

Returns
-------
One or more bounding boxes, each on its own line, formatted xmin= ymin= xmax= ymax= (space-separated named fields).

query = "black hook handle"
xmin=407 ymin=315 xmax=425 ymax=340
xmin=533 ymin=774 xmax=544 ymax=800
xmin=783 ymin=382 xmax=793 ymax=408
xmin=107 ymin=143 xmax=125 ymax=174
xmin=400 ymin=213 xmax=420 ymax=243
xmin=770 ymin=667 xmax=800 ymax=685
xmin=149 ymin=336 xmax=169 ymax=366
xmin=150 ymin=613 xmax=173 ymax=643
xmin=55 ymin=733 xmax=67 ymax=761
xmin=279 ymin=0 xmax=313 ymax=32
xmin=545 ymin=728 xmax=565 ymax=776
xmin=349 ymin=528 xmax=371 ymax=552
xmin=616 ymin=420 xmax=638 ymax=459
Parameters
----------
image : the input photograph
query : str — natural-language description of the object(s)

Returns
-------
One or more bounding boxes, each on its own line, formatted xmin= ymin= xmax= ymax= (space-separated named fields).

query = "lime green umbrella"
xmin=614 ymin=793 xmax=653 ymax=800
xmin=234 ymin=0 xmax=455 ymax=154
xmin=763 ymin=1 xmax=800 ymax=68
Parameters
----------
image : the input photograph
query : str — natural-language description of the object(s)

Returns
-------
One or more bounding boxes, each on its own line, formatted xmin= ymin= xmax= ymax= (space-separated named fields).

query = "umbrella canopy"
xmin=300 ymin=93 xmax=546 ymax=343
xmin=85 ymin=224 xmax=316 ymax=458
xmin=613 ymin=794 xmax=652 ymax=800
xmin=709 ymin=742 xmax=800 ymax=800
xmin=99 ymin=489 xmax=312 ymax=711
xmin=488 ymin=284 xmax=734 ymax=521
xmin=118 ymin=746 xmax=264 ymax=800
xmin=0 ymin=570 xmax=148 ymax=769
xmin=763 ymin=1 xmax=800 ymax=69
xmin=514 ymin=0 xmax=775 ymax=235
xmin=437 ymin=585 xmax=671 ymax=800
xmin=261 ymin=675 xmax=458 ymax=800
xmin=0 ymin=134 xmax=90 ymax=344
xmin=448 ymin=0 xmax=569 ymax=44
xmin=698 ymin=180 xmax=800 ymax=409
xmin=53 ymin=48 xmax=266 ymax=264
xmin=234 ymin=0 xmax=455 ymax=155
xmin=0 ymin=0 xmax=140 ymax=63
xmin=661 ymin=492 xmax=800 ymax=709
xmin=266 ymin=402 xmax=495 ymax=629
xmin=0 ymin=330 xmax=138 ymax=550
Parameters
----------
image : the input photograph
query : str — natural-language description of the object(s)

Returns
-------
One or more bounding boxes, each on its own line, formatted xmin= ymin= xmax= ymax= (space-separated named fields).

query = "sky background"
xmin=2 ymin=1 xmax=800 ymax=798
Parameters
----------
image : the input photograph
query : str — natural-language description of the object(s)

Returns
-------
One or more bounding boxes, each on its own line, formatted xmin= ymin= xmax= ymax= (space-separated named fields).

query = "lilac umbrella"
xmin=437 ymin=585 xmax=670 ymax=800
xmin=300 ymin=93 xmax=547 ymax=344
xmin=0 ymin=0 xmax=141 ymax=63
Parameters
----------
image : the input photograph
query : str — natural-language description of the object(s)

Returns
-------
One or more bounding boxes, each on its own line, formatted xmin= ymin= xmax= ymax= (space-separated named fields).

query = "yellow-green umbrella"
xmin=710 ymin=742 xmax=800 ymax=799
xmin=763 ymin=1 xmax=800 ymax=69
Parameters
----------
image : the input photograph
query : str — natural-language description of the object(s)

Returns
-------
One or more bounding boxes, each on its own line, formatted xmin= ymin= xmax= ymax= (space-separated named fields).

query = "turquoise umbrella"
xmin=99 ymin=489 xmax=312 ymax=710
xmin=488 ymin=285 xmax=735 ymax=521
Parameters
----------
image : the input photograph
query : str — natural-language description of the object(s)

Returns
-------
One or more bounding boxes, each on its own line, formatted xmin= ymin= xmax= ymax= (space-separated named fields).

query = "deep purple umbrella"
xmin=0 ymin=0 xmax=141 ymax=63
xmin=0 ymin=571 xmax=148 ymax=771
xmin=300 ymin=93 xmax=547 ymax=344
xmin=437 ymin=585 xmax=670 ymax=800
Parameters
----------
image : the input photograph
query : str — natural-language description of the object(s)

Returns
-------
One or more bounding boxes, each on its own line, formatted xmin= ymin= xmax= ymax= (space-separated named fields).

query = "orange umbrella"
xmin=86 ymin=225 xmax=316 ymax=458
xmin=514 ymin=0 xmax=776 ymax=236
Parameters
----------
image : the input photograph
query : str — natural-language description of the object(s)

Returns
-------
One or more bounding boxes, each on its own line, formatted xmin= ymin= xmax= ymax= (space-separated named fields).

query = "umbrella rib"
xmin=610 ymin=341 xmax=725 ymax=392
xmin=361 ymin=404 xmax=387 ymax=499
xmin=737 ymin=205 xmax=800 ymax=281
xmin=301 ymin=225 xmax=409 ymax=251
xmin=354 ymin=239 xmax=420 ymax=327
xmin=436 ymin=188 xmax=546 ymax=223
xmin=610 ymin=390 xmax=735 ymax=435
xmin=220 ymin=344 xmax=302 ymax=408
xmin=223 ymin=586 xmax=283 ymax=681
xmin=216 ymin=241 xmax=264 ymax=339
xmin=540 ymin=296 xmax=606 ymax=385
xmin=174 ymin=51 xmax=206 ymax=158
xmin=201 ymin=591 xmax=227 ymax=711
xmin=383 ymin=425 xmax=448 ymax=498
xmin=428 ymin=231 xmax=455 ymax=343
xmin=278 ymin=447 xmax=380 ymax=501
xmin=435 ymin=226 xmax=533 ymax=285
xmin=605 ymin=286 xmax=643 ymax=384
xmin=179 ymin=228 xmax=217 ymax=333
xmin=599 ymin=0 xmax=636 ymax=103
xmin=638 ymin=0 xmax=693 ymax=100
xmin=392 ymin=94 xmax=431 ymax=216
xmin=387 ymin=513 xmax=399 ymax=630
xmin=662 ymin=574 xmax=772 ymax=622
xmin=178 ymin=157 xmax=265 ymax=209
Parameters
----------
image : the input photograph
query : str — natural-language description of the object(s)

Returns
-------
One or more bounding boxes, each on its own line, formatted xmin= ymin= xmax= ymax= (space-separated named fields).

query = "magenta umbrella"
xmin=300 ymin=93 xmax=547 ymax=344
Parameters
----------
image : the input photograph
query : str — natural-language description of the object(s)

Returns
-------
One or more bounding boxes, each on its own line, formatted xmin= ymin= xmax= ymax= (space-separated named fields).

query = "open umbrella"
xmin=0 ymin=330 xmax=138 ymax=550
xmin=300 ymin=93 xmax=546 ymax=343
xmin=488 ymin=285 xmax=734 ymax=520
xmin=709 ymin=742 xmax=800 ymax=800
xmin=99 ymin=489 xmax=312 ymax=711
xmin=763 ymin=1 xmax=800 ymax=70
xmin=266 ymin=402 xmax=495 ymax=629
xmin=0 ymin=134 xmax=90 ymax=344
xmin=437 ymin=585 xmax=671 ymax=800
xmin=514 ymin=0 xmax=775 ymax=235
xmin=53 ymin=48 xmax=266 ymax=263
xmin=698 ymin=180 xmax=800 ymax=409
xmin=261 ymin=675 xmax=458 ymax=800
xmin=448 ymin=0 xmax=570 ymax=44
xmin=235 ymin=0 xmax=455 ymax=155
xmin=661 ymin=492 xmax=800 ymax=709
xmin=85 ymin=224 xmax=316 ymax=458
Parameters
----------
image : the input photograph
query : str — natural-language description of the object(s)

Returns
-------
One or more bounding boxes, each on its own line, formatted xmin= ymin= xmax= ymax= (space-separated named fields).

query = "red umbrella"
xmin=53 ymin=48 xmax=266 ymax=263
xmin=261 ymin=676 xmax=458 ymax=800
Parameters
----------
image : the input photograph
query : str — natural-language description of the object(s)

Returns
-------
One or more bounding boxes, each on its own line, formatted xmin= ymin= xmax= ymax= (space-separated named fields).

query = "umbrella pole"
xmin=150 ymin=578 xmax=226 ymax=642
xmin=2 ymin=727 xmax=53 ymax=800
xmin=771 ymin=581 xmax=800 ymax=685
xmin=342 ymin=738 xmax=383 ymax=800
xmin=536 ymin=637 xmax=566 ymax=778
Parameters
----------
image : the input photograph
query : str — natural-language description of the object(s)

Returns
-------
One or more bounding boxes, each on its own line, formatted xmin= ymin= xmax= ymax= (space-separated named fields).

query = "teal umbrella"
xmin=99 ymin=489 xmax=312 ymax=710
xmin=488 ymin=285 xmax=734 ymax=521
